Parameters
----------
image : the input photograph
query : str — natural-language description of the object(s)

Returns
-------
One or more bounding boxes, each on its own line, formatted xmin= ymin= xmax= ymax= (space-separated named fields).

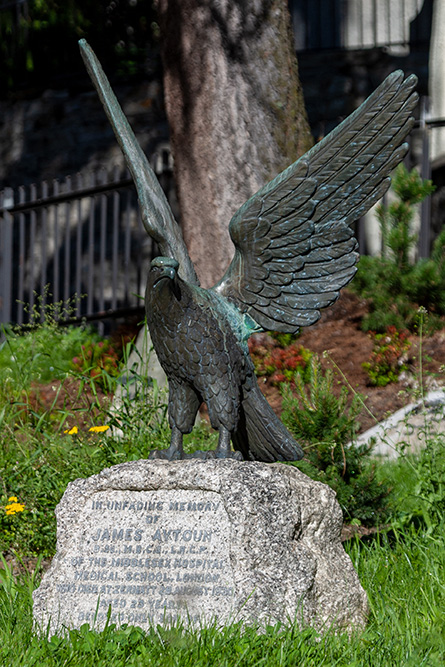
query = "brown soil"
xmin=256 ymin=290 xmax=445 ymax=434
xmin=25 ymin=290 xmax=445 ymax=437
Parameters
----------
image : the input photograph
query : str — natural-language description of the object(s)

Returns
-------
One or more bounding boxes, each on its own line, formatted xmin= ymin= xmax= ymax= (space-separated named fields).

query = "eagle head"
xmin=146 ymin=256 xmax=181 ymax=307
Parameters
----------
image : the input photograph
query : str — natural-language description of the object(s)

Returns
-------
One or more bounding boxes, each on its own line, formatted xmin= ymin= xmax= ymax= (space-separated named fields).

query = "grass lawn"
xmin=1 ymin=318 xmax=444 ymax=665
xmin=1 ymin=520 xmax=444 ymax=666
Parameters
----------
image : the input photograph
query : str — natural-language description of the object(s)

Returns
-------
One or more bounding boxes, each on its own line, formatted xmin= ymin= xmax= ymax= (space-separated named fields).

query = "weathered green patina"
xmin=80 ymin=39 xmax=417 ymax=461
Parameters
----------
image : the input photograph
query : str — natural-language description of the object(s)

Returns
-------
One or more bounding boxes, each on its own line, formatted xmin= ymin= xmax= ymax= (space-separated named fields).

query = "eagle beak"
xmin=153 ymin=266 xmax=176 ymax=287
xmin=150 ymin=257 xmax=180 ymax=298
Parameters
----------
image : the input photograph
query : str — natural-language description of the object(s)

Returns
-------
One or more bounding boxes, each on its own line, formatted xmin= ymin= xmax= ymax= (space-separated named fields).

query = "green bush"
xmin=0 ymin=320 xmax=100 ymax=389
xmin=389 ymin=425 xmax=445 ymax=533
xmin=351 ymin=164 xmax=443 ymax=332
xmin=409 ymin=434 xmax=445 ymax=531
xmin=281 ymin=356 xmax=391 ymax=525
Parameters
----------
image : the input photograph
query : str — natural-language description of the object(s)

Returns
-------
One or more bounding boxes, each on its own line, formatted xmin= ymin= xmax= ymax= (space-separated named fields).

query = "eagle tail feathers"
xmin=232 ymin=381 xmax=304 ymax=462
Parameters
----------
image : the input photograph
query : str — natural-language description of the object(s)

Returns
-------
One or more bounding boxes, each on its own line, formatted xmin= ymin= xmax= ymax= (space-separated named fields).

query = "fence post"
xmin=0 ymin=188 xmax=14 ymax=325
xmin=419 ymin=96 xmax=432 ymax=258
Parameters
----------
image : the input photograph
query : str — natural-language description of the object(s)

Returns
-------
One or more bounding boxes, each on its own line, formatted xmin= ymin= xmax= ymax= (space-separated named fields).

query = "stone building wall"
xmin=0 ymin=77 xmax=168 ymax=191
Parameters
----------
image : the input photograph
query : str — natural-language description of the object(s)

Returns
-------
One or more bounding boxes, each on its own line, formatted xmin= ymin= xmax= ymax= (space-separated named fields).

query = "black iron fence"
xmin=0 ymin=163 xmax=162 ymax=329
xmin=1 ymin=101 xmax=443 ymax=329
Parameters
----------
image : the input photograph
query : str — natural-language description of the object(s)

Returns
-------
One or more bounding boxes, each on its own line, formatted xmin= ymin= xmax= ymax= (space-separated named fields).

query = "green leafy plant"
xmin=0 ymin=315 xmax=115 ymax=433
xmin=351 ymin=164 xmax=442 ymax=332
xmin=376 ymin=425 xmax=445 ymax=534
xmin=248 ymin=336 xmax=313 ymax=386
xmin=410 ymin=432 xmax=445 ymax=531
xmin=0 ymin=0 xmax=159 ymax=95
xmin=362 ymin=325 xmax=411 ymax=386
xmin=71 ymin=339 xmax=121 ymax=391
xmin=282 ymin=355 xmax=391 ymax=525
xmin=0 ymin=320 xmax=99 ymax=390
xmin=269 ymin=331 xmax=301 ymax=348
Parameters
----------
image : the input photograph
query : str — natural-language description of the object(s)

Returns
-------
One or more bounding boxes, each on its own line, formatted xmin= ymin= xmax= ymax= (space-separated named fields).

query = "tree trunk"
xmin=157 ymin=0 xmax=312 ymax=287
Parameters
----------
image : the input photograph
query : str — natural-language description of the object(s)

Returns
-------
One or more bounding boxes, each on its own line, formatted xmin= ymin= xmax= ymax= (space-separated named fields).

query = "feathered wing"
xmin=213 ymin=71 xmax=418 ymax=332
xmin=79 ymin=40 xmax=199 ymax=286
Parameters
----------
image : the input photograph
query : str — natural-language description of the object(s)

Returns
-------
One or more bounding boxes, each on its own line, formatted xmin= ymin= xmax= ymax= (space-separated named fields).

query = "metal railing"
xmin=1 ymin=104 xmax=442 ymax=329
xmin=0 ymin=160 xmax=169 ymax=328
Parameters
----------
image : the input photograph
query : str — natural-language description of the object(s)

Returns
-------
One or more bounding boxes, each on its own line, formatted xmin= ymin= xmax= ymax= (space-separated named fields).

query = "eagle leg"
xmin=149 ymin=425 xmax=184 ymax=460
xmin=215 ymin=426 xmax=243 ymax=460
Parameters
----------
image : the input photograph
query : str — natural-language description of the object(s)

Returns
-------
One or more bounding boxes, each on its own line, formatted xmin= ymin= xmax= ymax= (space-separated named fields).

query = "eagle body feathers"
xmin=145 ymin=257 xmax=304 ymax=462
xmin=146 ymin=264 xmax=251 ymax=434
xmin=80 ymin=41 xmax=418 ymax=462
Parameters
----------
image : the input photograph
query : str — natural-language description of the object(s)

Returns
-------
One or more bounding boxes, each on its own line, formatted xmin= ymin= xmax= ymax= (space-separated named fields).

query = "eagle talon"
xmin=148 ymin=426 xmax=185 ymax=460
xmin=148 ymin=448 xmax=183 ymax=460
xmin=214 ymin=449 xmax=244 ymax=460
xmin=185 ymin=449 xmax=217 ymax=460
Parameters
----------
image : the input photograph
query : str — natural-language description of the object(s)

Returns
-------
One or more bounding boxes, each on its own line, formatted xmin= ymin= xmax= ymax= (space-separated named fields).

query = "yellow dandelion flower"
xmin=64 ymin=426 xmax=79 ymax=435
xmin=89 ymin=425 xmax=110 ymax=433
xmin=8 ymin=496 xmax=18 ymax=502
xmin=5 ymin=500 xmax=25 ymax=515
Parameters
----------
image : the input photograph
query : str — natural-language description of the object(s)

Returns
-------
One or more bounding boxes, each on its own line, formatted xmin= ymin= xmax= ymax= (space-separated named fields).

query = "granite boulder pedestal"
xmin=33 ymin=459 xmax=368 ymax=634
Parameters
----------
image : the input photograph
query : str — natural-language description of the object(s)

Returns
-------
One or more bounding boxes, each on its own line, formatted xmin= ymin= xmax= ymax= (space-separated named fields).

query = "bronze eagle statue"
xmin=80 ymin=40 xmax=418 ymax=462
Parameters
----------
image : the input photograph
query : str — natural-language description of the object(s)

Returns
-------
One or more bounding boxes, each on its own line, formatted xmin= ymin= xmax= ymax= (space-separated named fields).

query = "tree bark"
xmin=157 ymin=0 xmax=312 ymax=287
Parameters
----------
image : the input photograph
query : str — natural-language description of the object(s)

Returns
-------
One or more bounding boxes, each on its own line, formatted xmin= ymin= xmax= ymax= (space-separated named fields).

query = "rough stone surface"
xmin=355 ymin=390 xmax=445 ymax=459
xmin=33 ymin=460 xmax=368 ymax=634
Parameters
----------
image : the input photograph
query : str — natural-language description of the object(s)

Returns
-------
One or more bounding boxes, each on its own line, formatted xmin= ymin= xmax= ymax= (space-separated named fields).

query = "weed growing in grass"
xmin=0 ymin=306 xmax=112 ymax=433
xmin=72 ymin=339 xmax=121 ymax=389
xmin=373 ymin=308 xmax=445 ymax=533
xmin=411 ymin=432 xmax=445 ymax=531
xmin=379 ymin=425 xmax=445 ymax=533
xmin=377 ymin=451 xmax=444 ymax=539
xmin=3 ymin=496 xmax=25 ymax=515
xmin=89 ymin=425 xmax=110 ymax=433
xmin=0 ymin=293 xmax=100 ymax=387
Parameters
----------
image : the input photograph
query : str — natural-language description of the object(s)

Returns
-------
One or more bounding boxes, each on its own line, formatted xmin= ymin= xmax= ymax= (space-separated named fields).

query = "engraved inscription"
xmin=54 ymin=490 xmax=235 ymax=628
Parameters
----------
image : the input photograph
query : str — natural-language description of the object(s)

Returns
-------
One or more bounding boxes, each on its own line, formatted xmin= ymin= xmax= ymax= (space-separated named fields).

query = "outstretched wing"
xmin=213 ymin=71 xmax=418 ymax=332
xmin=79 ymin=40 xmax=199 ymax=286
